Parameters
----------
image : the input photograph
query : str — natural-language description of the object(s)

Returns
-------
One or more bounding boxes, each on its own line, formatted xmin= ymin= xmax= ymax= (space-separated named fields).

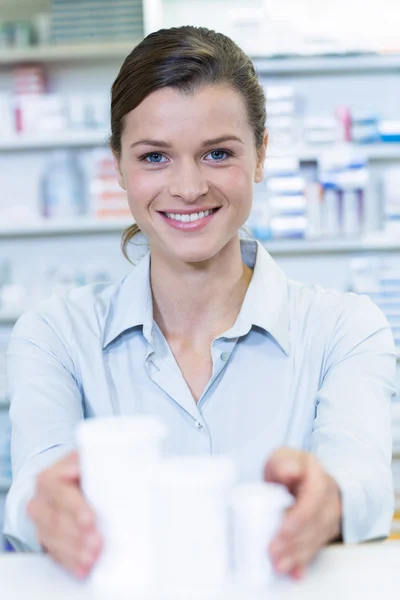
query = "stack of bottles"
xmin=50 ymin=0 xmax=144 ymax=44
xmin=318 ymin=148 xmax=368 ymax=238
xmin=0 ymin=64 xmax=110 ymax=139
xmin=40 ymin=148 xmax=129 ymax=221
xmin=77 ymin=416 xmax=293 ymax=595
xmin=383 ymin=168 xmax=400 ymax=234
xmin=249 ymin=145 xmax=372 ymax=241
xmin=264 ymin=86 xmax=299 ymax=150
xmin=350 ymin=258 xmax=400 ymax=355
xmin=89 ymin=149 xmax=130 ymax=220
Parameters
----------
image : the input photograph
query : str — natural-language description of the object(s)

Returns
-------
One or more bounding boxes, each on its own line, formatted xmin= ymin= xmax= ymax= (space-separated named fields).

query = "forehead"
xmin=123 ymin=85 xmax=250 ymax=141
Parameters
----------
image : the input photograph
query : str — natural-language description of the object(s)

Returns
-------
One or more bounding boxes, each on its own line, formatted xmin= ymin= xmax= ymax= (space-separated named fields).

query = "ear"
xmin=254 ymin=130 xmax=268 ymax=184
xmin=113 ymin=152 xmax=127 ymax=191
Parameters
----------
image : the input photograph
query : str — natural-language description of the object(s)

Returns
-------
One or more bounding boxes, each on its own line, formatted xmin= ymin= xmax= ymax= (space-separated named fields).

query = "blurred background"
xmin=1 ymin=0 xmax=400 ymax=548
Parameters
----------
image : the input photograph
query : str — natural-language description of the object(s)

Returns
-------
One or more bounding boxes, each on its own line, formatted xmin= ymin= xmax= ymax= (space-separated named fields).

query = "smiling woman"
xmin=4 ymin=25 xmax=397 ymax=587
xmin=108 ymin=26 xmax=266 ymax=261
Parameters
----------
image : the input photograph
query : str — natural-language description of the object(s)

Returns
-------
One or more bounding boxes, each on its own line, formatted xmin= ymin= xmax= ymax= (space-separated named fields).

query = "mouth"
xmin=159 ymin=207 xmax=220 ymax=223
xmin=157 ymin=207 xmax=221 ymax=230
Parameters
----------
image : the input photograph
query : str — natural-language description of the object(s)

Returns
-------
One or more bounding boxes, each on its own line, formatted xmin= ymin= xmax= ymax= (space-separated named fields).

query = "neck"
xmin=150 ymin=236 xmax=253 ymax=345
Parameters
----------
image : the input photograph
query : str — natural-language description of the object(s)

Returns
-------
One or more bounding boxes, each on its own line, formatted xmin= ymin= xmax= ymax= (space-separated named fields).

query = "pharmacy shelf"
xmin=2 ymin=134 xmax=399 ymax=160
xmin=0 ymin=40 xmax=138 ymax=66
xmin=0 ymin=217 xmax=132 ymax=238
xmin=263 ymin=235 xmax=400 ymax=256
xmin=253 ymin=53 xmax=400 ymax=75
xmin=0 ymin=478 xmax=11 ymax=494
xmin=0 ymin=130 xmax=109 ymax=151
xmin=2 ymin=220 xmax=400 ymax=253
xmin=269 ymin=143 xmax=400 ymax=162
xmin=1 ymin=44 xmax=400 ymax=73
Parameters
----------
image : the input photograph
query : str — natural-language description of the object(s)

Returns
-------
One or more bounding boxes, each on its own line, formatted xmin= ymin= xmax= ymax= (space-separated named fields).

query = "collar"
xmin=102 ymin=239 xmax=290 ymax=355
xmin=223 ymin=240 xmax=291 ymax=355
xmin=102 ymin=251 xmax=153 ymax=349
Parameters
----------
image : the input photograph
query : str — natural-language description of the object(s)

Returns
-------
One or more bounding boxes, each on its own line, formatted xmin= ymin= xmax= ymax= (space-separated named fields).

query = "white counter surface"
xmin=1 ymin=542 xmax=399 ymax=599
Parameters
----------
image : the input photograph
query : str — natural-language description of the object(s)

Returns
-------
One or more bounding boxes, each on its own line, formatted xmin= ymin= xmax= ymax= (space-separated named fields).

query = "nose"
xmin=168 ymin=159 xmax=209 ymax=203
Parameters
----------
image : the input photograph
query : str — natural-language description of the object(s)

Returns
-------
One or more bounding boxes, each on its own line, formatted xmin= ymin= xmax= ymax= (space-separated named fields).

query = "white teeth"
xmin=165 ymin=208 xmax=216 ymax=222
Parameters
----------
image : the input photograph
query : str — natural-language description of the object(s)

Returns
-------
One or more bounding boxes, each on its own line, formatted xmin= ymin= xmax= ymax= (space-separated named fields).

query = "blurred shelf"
xmin=0 ymin=217 xmax=132 ymax=238
xmin=1 ymin=134 xmax=399 ymax=159
xmin=1 ymin=46 xmax=399 ymax=73
xmin=263 ymin=234 xmax=400 ymax=255
xmin=0 ymin=396 xmax=8 ymax=409
xmin=0 ymin=40 xmax=138 ymax=65
xmin=253 ymin=53 xmax=400 ymax=75
xmin=0 ymin=130 xmax=109 ymax=151
xmin=269 ymin=143 xmax=400 ymax=162
xmin=0 ymin=478 xmax=11 ymax=493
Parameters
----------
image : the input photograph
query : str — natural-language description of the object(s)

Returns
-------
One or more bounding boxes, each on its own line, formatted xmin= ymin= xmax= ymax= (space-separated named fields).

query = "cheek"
xmin=124 ymin=168 xmax=160 ymax=210
xmin=216 ymin=165 xmax=254 ymax=204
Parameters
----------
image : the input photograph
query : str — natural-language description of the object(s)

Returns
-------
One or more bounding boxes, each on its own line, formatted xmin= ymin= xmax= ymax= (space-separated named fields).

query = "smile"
xmin=161 ymin=208 xmax=218 ymax=223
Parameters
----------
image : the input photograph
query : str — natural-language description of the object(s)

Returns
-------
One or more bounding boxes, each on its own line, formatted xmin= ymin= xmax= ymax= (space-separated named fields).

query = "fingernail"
xmin=276 ymin=558 xmax=292 ymax=574
xmin=75 ymin=565 xmax=89 ymax=579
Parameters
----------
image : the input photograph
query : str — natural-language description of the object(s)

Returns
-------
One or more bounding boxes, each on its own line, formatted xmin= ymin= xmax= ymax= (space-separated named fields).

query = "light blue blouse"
xmin=4 ymin=240 xmax=397 ymax=551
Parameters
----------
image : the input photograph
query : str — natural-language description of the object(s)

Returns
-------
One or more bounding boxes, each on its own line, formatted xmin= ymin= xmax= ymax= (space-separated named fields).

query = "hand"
xmin=264 ymin=448 xmax=342 ymax=581
xmin=27 ymin=451 xmax=102 ymax=579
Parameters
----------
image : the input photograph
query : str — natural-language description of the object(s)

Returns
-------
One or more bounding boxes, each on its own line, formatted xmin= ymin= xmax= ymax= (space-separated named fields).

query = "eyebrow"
xmin=130 ymin=135 xmax=244 ymax=149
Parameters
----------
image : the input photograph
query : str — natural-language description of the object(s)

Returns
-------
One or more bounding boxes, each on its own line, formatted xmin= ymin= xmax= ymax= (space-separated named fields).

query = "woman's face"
xmin=116 ymin=85 xmax=267 ymax=264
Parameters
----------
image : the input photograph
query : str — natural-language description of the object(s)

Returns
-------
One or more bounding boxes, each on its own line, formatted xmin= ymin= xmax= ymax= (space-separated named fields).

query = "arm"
xmin=311 ymin=295 xmax=396 ymax=544
xmin=4 ymin=308 xmax=84 ymax=551
xmin=265 ymin=295 xmax=396 ymax=578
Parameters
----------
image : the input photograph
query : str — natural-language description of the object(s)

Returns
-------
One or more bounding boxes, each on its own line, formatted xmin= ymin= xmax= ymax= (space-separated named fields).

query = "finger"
xmin=30 ymin=495 xmax=100 ymax=556
xmin=269 ymin=521 xmax=316 ymax=568
xmin=289 ymin=566 xmax=306 ymax=581
xmin=280 ymin=466 xmax=325 ymax=535
xmin=38 ymin=513 xmax=102 ymax=577
xmin=36 ymin=475 xmax=95 ymax=529
xmin=264 ymin=448 xmax=307 ymax=493
xmin=274 ymin=541 xmax=316 ymax=576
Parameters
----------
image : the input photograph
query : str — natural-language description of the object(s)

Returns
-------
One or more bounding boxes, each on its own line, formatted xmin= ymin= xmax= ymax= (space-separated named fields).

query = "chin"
xmin=167 ymin=239 xmax=227 ymax=265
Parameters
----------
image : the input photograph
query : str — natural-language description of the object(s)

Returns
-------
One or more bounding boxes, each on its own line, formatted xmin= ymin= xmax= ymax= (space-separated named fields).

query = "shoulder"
xmin=11 ymin=279 xmax=121 ymax=346
xmin=287 ymin=278 xmax=395 ymax=359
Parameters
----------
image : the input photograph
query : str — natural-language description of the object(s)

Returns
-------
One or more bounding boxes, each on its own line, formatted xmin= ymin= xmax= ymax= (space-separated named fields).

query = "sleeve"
xmin=310 ymin=294 xmax=397 ymax=545
xmin=3 ymin=308 xmax=83 ymax=551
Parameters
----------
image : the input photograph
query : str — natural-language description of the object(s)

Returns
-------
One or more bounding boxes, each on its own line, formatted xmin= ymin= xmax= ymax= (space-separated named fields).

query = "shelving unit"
xmin=1 ymin=42 xmax=400 ymax=74
xmin=0 ymin=217 xmax=132 ymax=238
xmin=1 ymin=131 xmax=400 ymax=160
xmin=2 ymin=219 xmax=400 ymax=254
xmin=253 ymin=53 xmax=400 ymax=75
xmin=0 ymin=40 xmax=138 ymax=66
xmin=0 ymin=130 xmax=109 ymax=152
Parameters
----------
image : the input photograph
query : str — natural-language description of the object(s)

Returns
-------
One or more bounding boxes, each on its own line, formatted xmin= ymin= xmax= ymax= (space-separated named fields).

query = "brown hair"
xmin=110 ymin=26 xmax=266 ymax=260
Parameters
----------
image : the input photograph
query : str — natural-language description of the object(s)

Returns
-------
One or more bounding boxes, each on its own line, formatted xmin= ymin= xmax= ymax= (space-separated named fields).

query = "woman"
xmin=4 ymin=26 xmax=396 ymax=581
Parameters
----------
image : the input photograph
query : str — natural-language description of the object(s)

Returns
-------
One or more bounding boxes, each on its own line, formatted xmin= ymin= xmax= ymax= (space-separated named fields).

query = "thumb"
xmin=264 ymin=448 xmax=306 ymax=490
xmin=59 ymin=451 xmax=81 ymax=482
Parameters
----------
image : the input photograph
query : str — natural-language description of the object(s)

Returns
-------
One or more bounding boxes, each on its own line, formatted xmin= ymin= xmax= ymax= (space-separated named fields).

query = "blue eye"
xmin=144 ymin=153 xmax=166 ymax=164
xmin=206 ymin=149 xmax=230 ymax=161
